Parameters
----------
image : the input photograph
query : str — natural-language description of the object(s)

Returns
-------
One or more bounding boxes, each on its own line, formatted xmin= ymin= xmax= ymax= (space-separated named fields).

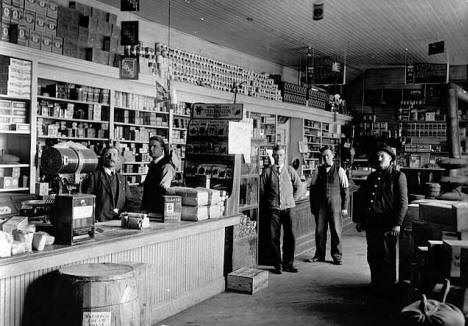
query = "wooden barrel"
xmin=52 ymin=263 xmax=140 ymax=326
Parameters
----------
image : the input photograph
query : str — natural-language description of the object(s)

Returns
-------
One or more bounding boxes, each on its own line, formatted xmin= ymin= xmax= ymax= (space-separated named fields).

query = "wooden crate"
xmin=226 ymin=267 xmax=268 ymax=294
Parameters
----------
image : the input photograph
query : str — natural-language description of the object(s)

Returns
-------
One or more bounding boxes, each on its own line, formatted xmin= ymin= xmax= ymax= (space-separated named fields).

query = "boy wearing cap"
xmin=355 ymin=145 xmax=408 ymax=292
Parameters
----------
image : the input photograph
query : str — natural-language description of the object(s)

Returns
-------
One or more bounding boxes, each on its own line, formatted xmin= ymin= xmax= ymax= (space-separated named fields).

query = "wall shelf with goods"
xmin=0 ymin=42 xmax=352 ymax=196
xmin=0 ymin=54 xmax=34 ymax=193
xmin=114 ymin=90 xmax=170 ymax=186
xmin=251 ymin=113 xmax=276 ymax=171
xmin=302 ymin=119 xmax=342 ymax=182
xmin=36 ymin=78 xmax=111 ymax=154
xmin=169 ymin=102 xmax=192 ymax=186
xmin=398 ymin=98 xmax=449 ymax=168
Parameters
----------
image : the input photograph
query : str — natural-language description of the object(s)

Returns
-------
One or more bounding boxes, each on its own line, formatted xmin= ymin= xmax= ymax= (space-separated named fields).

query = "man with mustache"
xmin=307 ymin=146 xmax=349 ymax=265
xmin=355 ymin=145 xmax=408 ymax=292
xmin=84 ymin=146 xmax=132 ymax=222
xmin=141 ymin=135 xmax=176 ymax=215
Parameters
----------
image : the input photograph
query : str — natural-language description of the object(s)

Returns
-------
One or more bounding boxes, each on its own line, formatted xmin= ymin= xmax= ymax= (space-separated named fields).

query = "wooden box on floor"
xmin=227 ymin=267 xmax=268 ymax=294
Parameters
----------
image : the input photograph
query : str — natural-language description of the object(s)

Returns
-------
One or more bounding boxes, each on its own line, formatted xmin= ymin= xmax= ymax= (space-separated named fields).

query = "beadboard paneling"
xmin=0 ymin=222 xmax=231 ymax=326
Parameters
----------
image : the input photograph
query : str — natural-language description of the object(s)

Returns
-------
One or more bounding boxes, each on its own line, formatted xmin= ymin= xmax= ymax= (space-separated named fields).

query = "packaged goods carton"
xmin=1 ymin=215 xmax=28 ymax=234
xmin=196 ymin=187 xmax=222 ymax=205
xmin=28 ymin=30 xmax=41 ymax=49
xmin=51 ymin=36 xmax=63 ymax=54
xmin=208 ymin=203 xmax=224 ymax=219
xmin=22 ymin=9 xmax=35 ymax=29
xmin=181 ymin=205 xmax=208 ymax=221
xmin=443 ymin=240 xmax=468 ymax=278
xmin=171 ymin=186 xmax=209 ymax=206
xmin=227 ymin=267 xmax=268 ymax=294
xmin=163 ymin=195 xmax=182 ymax=222
xmin=0 ymin=176 xmax=14 ymax=188
xmin=46 ymin=0 xmax=57 ymax=19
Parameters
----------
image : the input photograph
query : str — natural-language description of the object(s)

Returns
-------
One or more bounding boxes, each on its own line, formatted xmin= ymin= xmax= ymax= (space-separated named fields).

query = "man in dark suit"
xmin=83 ymin=146 xmax=132 ymax=222
xmin=355 ymin=145 xmax=408 ymax=292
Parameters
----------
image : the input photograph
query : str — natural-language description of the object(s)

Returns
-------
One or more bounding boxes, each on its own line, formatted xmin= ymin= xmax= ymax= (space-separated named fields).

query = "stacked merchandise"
xmin=166 ymin=45 xmax=282 ymax=102
xmin=0 ymin=56 xmax=31 ymax=98
xmin=171 ymin=186 xmax=226 ymax=221
xmin=3 ymin=0 xmax=121 ymax=67
xmin=279 ymin=82 xmax=307 ymax=105
xmin=307 ymin=87 xmax=328 ymax=109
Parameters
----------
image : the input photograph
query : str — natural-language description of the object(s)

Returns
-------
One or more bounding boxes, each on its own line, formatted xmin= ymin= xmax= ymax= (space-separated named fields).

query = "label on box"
xmin=28 ymin=30 xmax=41 ymax=49
xmin=35 ymin=0 xmax=46 ymax=14
xmin=16 ymin=24 xmax=28 ymax=45
xmin=46 ymin=0 xmax=57 ymax=18
xmin=41 ymin=34 xmax=51 ymax=51
xmin=2 ymin=4 xmax=11 ymax=23
xmin=24 ymin=0 xmax=35 ymax=10
xmin=45 ymin=18 xmax=56 ymax=35
xmin=51 ymin=36 xmax=62 ymax=54
xmin=10 ymin=5 xmax=21 ymax=23
xmin=1 ymin=23 xmax=10 ymax=41
xmin=23 ymin=9 xmax=35 ymax=29
xmin=35 ymin=14 xmax=46 ymax=32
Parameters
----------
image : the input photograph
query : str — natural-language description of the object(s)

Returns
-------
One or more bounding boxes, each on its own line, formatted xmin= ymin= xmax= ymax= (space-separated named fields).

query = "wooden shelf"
xmin=38 ymin=135 xmax=108 ymax=141
xmin=0 ymin=94 xmax=30 ymax=100
xmin=173 ymin=113 xmax=190 ymax=117
xmin=0 ymin=164 xmax=29 ymax=168
xmin=123 ymin=161 xmax=148 ymax=165
xmin=37 ymin=95 xmax=109 ymax=106
xmin=239 ymin=203 xmax=258 ymax=211
xmin=121 ymin=172 xmax=146 ymax=176
xmin=172 ymin=127 xmax=187 ymax=131
xmin=114 ymin=106 xmax=169 ymax=114
xmin=37 ymin=115 xmax=109 ymax=124
xmin=0 ymin=130 xmax=30 ymax=135
xmin=114 ymin=139 xmax=149 ymax=144
xmin=400 ymin=120 xmax=446 ymax=123
xmin=114 ymin=121 xmax=169 ymax=129
xmin=0 ymin=188 xmax=29 ymax=192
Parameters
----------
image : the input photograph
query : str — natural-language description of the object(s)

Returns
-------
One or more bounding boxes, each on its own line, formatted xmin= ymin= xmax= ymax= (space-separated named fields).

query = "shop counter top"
xmin=0 ymin=215 xmax=240 ymax=277
xmin=0 ymin=215 xmax=241 ymax=326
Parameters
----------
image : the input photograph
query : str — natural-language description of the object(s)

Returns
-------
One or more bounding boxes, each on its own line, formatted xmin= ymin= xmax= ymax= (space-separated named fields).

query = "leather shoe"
xmin=271 ymin=266 xmax=282 ymax=274
xmin=283 ymin=266 xmax=298 ymax=273
xmin=305 ymin=257 xmax=325 ymax=263
xmin=332 ymin=260 xmax=343 ymax=265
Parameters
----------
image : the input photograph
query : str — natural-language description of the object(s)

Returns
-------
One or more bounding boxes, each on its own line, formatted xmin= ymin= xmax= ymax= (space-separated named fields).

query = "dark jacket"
xmin=260 ymin=165 xmax=302 ymax=211
xmin=83 ymin=167 xmax=131 ymax=222
xmin=357 ymin=166 xmax=408 ymax=228
xmin=141 ymin=157 xmax=175 ymax=214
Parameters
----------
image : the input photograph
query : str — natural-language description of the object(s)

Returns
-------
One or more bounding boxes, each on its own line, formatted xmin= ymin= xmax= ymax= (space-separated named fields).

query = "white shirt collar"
xmin=153 ymin=155 xmax=164 ymax=165
xmin=103 ymin=166 xmax=115 ymax=175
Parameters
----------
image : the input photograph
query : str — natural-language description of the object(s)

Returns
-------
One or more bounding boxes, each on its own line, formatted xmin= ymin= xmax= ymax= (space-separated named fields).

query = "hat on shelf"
xmin=376 ymin=145 xmax=396 ymax=161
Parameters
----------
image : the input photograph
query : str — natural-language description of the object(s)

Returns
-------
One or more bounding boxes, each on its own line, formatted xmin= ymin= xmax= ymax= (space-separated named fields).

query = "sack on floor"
xmin=400 ymin=279 xmax=464 ymax=326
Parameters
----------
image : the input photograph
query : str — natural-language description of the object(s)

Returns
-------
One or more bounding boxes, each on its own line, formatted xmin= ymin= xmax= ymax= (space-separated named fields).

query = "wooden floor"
xmin=158 ymin=230 xmax=408 ymax=326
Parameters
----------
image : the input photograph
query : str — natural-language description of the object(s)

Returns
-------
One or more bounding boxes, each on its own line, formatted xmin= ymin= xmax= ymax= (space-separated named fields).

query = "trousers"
xmin=269 ymin=208 xmax=295 ymax=268
xmin=366 ymin=224 xmax=398 ymax=288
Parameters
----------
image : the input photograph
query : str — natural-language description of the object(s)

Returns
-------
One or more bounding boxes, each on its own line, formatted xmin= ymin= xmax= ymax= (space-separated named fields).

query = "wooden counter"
xmin=0 ymin=215 xmax=240 ymax=326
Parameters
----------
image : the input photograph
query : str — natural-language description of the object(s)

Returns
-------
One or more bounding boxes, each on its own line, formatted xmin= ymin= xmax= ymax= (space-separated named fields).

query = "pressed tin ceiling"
xmin=100 ymin=0 xmax=468 ymax=76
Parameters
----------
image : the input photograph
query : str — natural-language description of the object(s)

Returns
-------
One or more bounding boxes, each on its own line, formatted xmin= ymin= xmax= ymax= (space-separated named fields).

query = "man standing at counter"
xmin=260 ymin=144 xmax=302 ymax=274
xmin=307 ymin=146 xmax=349 ymax=265
xmin=141 ymin=136 xmax=176 ymax=215
xmin=355 ymin=145 xmax=408 ymax=292
xmin=83 ymin=146 xmax=132 ymax=222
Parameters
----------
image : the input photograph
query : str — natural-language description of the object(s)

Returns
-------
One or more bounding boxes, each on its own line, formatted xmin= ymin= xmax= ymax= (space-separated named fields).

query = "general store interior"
xmin=0 ymin=0 xmax=467 ymax=325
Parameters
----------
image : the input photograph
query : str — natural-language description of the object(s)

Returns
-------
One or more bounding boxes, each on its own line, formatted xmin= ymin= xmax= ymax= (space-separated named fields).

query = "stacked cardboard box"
xmin=170 ymin=186 xmax=225 ymax=221
xmin=3 ymin=0 xmax=120 ymax=66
